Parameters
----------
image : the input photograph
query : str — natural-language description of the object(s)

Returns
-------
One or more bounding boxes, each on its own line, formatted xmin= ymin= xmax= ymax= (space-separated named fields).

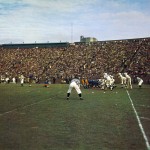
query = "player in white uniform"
xmin=103 ymin=73 xmax=114 ymax=90
xmin=5 ymin=77 xmax=10 ymax=83
xmin=110 ymin=75 xmax=115 ymax=85
xmin=19 ymin=74 xmax=25 ymax=86
xmin=98 ymin=79 xmax=105 ymax=90
xmin=124 ymin=73 xmax=132 ymax=89
xmin=118 ymin=73 xmax=126 ymax=88
xmin=12 ymin=77 xmax=16 ymax=84
xmin=67 ymin=78 xmax=83 ymax=100
xmin=137 ymin=77 xmax=143 ymax=88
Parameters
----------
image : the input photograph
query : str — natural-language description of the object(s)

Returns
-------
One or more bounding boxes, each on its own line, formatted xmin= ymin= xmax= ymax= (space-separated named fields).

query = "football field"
xmin=0 ymin=83 xmax=150 ymax=150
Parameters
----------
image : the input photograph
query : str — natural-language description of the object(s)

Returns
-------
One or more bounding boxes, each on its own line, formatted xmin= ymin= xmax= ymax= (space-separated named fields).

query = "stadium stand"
xmin=0 ymin=37 xmax=149 ymax=84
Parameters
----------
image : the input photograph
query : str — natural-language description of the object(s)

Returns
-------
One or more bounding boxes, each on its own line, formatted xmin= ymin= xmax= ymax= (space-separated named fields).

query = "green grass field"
xmin=0 ymin=83 xmax=150 ymax=150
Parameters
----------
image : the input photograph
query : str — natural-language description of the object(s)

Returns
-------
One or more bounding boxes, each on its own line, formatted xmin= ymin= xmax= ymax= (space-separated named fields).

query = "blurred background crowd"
xmin=0 ymin=37 xmax=149 ymax=84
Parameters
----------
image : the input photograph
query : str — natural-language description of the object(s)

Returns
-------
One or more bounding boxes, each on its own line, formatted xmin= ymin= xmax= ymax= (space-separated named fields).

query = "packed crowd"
xmin=0 ymin=37 xmax=149 ymax=84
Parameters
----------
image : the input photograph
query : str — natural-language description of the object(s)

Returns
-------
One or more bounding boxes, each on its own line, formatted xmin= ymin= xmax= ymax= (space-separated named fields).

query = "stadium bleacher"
xmin=0 ymin=37 xmax=149 ymax=84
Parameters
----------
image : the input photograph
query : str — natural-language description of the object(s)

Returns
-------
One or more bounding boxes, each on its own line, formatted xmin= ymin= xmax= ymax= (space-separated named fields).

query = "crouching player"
xmin=103 ymin=73 xmax=114 ymax=90
xmin=137 ymin=77 xmax=143 ymax=88
xmin=124 ymin=73 xmax=132 ymax=89
xmin=67 ymin=78 xmax=83 ymax=100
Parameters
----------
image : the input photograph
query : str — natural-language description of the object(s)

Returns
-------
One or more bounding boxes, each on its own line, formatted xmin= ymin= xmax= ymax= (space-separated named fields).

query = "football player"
xmin=103 ymin=73 xmax=114 ymax=90
xmin=67 ymin=77 xmax=83 ymax=100
xmin=19 ymin=74 xmax=25 ymax=86
xmin=12 ymin=77 xmax=16 ymax=84
xmin=84 ymin=77 xmax=89 ymax=89
xmin=124 ymin=73 xmax=132 ymax=89
xmin=118 ymin=73 xmax=126 ymax=88
xmin=137 ymin=77 xmax=143 ymax=88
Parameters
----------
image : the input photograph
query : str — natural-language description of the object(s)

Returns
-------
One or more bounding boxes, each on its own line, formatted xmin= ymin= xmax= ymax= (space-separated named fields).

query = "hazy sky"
xmin=0 ymin=0 xmax=150 ymax=44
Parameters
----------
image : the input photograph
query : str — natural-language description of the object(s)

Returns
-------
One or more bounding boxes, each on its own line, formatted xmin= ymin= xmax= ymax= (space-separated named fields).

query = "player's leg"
xmin=66 ymin=85 xmax=73 ymax=100
xmin=129 ymin=78 xmax=132 ymax=89
xmin=121 ymin=78 xmax=124 ymax=88
xmin=126 ymin=79 xmax=129 ymax=89
xmin=138 ymin=80 xmax=143 ymax=88
xmin=74 ymin=85 xmax=83 ymax=100
xmin=123 ymin=78 xmax=127 ymax=88
xmin=21 ymin=79 xmax=23 ymax=86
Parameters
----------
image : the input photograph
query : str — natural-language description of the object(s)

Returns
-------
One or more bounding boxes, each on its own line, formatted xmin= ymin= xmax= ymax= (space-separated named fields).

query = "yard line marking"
xmin=0 ymin=97 xmax=52 ymax=117
xmin=137 ymin=104 xmax=150 ymax=108
xmin=126 ymin=90 xmax=150 ymax=150
xmin=21 ymin=98 xmax=52 ymax=109
xmin=0 ymin=91 xmax=62 ymax=117
xmin=0 ymin=108 xmax=17 ymax=116
xmin=140 ymin=117 xmax=150 ymax=121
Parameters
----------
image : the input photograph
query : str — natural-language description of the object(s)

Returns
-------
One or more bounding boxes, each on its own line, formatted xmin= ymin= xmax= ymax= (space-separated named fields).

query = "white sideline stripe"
xmin=0 ymin=98 xmax=51 ymax=116
xmin=126 ymin=90 xmax=150 ymax=150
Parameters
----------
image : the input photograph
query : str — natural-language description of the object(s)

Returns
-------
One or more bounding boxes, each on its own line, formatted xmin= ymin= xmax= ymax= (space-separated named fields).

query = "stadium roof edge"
xmin=98 ymin=37 xmax=150 ymax=42
xmin=1 ymin=42 xmax=69 ymax=46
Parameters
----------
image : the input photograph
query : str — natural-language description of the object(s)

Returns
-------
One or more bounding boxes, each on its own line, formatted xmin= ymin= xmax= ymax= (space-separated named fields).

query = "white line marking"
xmin=0 ymin=90 xmax=62 ymax=117
xmin=137 ymin=105 xmax=150 ymax=108
xmin=140 ymin=117 xmax=150 ymax=121
xmin=126 ymin=90 xmax=150 ymax=150
xmin=0 ymin=108 xmax=17 ymax=116
xmin=0 ymin=97 xmax=51 ymax=117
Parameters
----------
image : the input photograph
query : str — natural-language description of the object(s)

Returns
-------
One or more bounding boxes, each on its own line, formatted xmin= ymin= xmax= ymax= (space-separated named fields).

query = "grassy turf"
xmin=0 ymin=83 xmax=150 ymax=150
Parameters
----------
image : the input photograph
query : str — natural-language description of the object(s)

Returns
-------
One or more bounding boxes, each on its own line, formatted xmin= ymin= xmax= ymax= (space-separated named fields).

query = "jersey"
xmin=71 ymin=78 xmax=80 ymax=86
xmin=137 ymin=77 xmax=143 ymax=82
